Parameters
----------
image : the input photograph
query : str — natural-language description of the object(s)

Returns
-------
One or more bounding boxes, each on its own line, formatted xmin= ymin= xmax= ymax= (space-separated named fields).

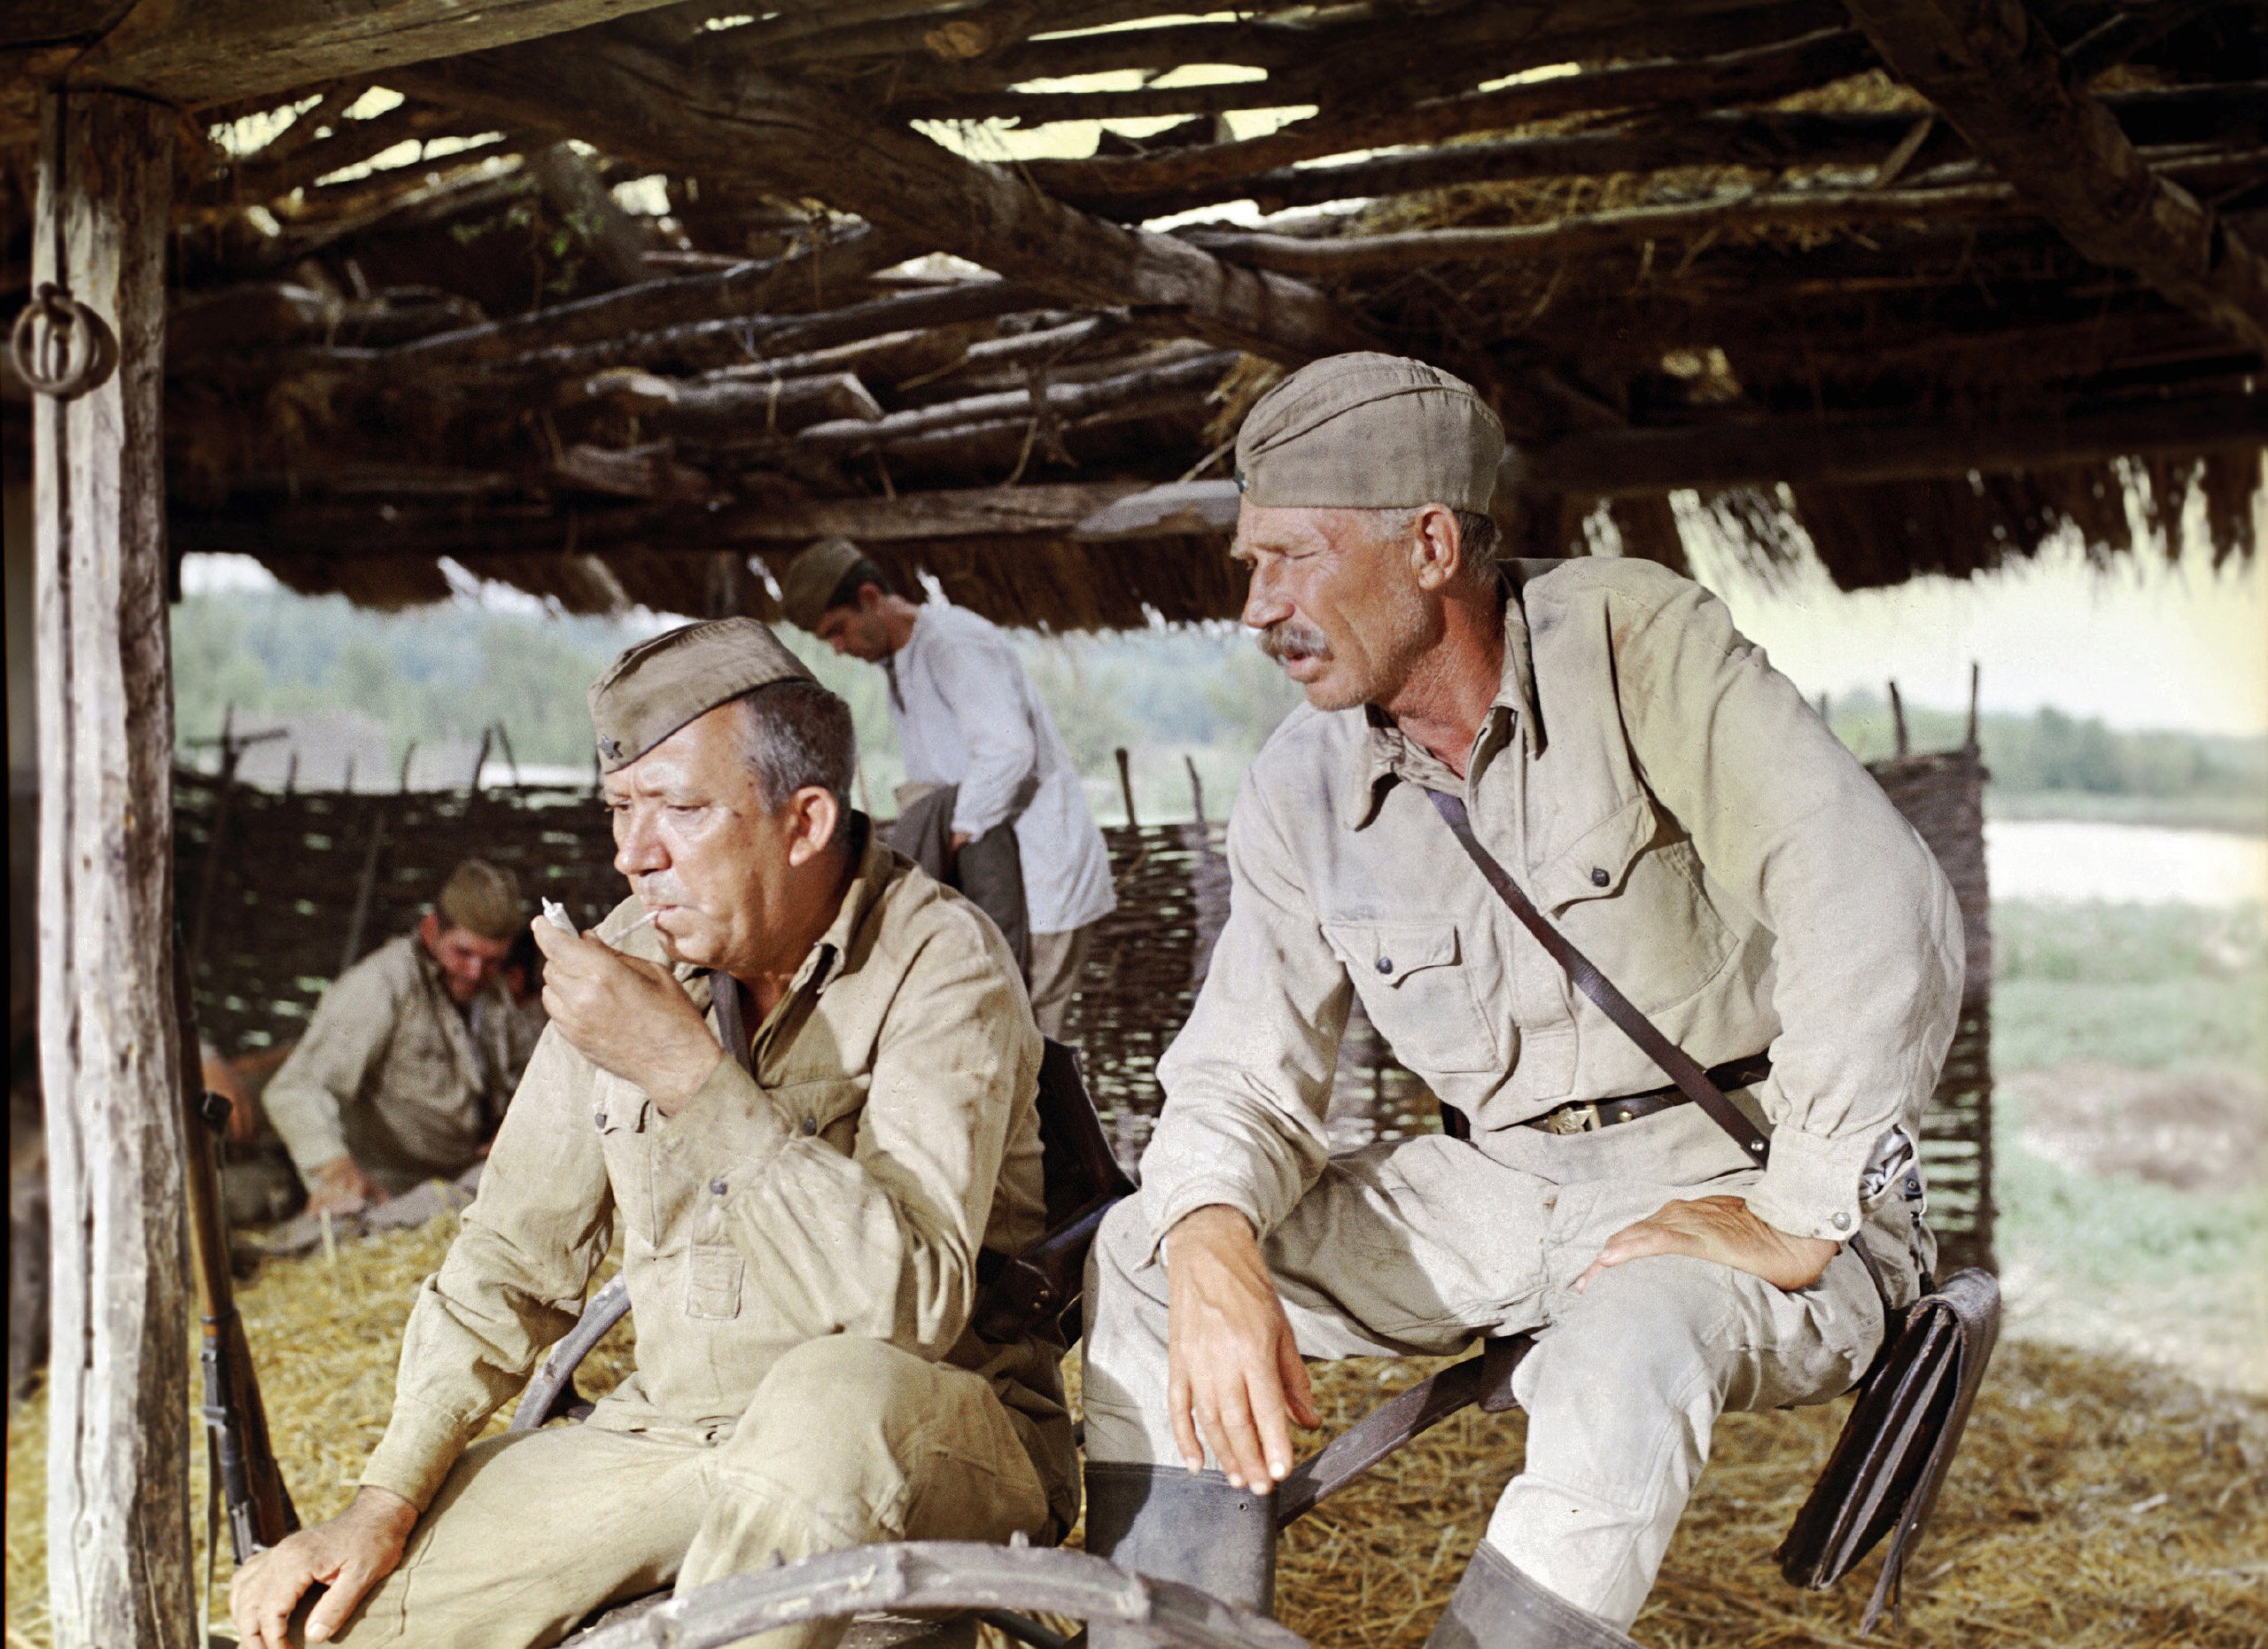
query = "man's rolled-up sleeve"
xmin=660 ymin=906 xmax=1040 ymax=1361
xmin=1611 ymin=573 xmax=1964 ymax=1243
xmin=261 ymin=962 xmax=396 ymax=1178
xmin=359 ymin=1025 xmax=614 ymax=1510
xmin=1142 ymin=779 xmax=1349 ymax=1257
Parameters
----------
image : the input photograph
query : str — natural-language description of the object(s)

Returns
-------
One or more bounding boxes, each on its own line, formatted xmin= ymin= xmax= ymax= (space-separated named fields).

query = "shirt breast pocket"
xmin=685 ymin=1243 xmax=744 ymax=1320
xmin=1323 ymin=919 xmax=1500 ymax=1075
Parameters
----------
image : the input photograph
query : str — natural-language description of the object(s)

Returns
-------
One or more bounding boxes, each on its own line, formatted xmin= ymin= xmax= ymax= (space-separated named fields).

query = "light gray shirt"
xmin=1142 ymin=557 xmax=1963 ymax=1256
xmin=889 ymin=603 xmax=1115 ymax=936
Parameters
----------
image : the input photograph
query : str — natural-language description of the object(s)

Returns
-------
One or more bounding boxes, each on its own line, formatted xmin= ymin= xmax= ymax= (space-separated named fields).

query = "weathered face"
xmin=421 ymin=919 xmax=511 ymax=1004
xmin=602 ymin=704 xmax=829 ymax=977
xmin=1233 ymin=502 xmax=1441 ymax=713
xmin=812 ymin=586 xmax=895 ymax=663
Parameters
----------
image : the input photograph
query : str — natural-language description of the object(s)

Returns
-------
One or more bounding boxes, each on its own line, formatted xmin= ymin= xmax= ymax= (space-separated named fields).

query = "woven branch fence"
xmin=175 ymin=747 xmax=1992 ymax=1271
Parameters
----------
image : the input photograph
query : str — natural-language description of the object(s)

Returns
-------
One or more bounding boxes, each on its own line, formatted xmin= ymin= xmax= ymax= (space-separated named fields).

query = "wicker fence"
xmin=178 ymin=746 xmax=1992 ymax=1272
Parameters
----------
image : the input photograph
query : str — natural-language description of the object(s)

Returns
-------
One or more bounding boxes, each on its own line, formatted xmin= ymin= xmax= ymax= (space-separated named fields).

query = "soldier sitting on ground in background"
xmin=263 ymin=859 xmax=540 ymax=1217
xmin=232 ymin=618 xmax=1071 ymax=1649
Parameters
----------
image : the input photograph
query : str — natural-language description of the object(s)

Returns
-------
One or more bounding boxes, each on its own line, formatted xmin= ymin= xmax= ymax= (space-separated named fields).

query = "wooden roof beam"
xmin=1532 ymin=389 xmax=2268 ymax=494
xmin=1 ymin=0 xmax=695 ymax=144
xmin=1843 ymin=0 xmax=2268 ymax=356
xmin=401 ymin=34 xmax=1381 ymax=366
xmin=1184 ymin=148 xmax=2263 ymax=278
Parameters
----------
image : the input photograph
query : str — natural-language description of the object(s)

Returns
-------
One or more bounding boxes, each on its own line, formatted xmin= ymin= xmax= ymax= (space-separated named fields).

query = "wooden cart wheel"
xmin=560 ymin=1542 xmax=1308 ymax=1649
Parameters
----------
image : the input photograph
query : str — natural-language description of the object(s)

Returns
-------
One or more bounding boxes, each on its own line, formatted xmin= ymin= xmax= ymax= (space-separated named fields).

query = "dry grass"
xmin=7 ymin=1222 xmax=2264 ymax=1647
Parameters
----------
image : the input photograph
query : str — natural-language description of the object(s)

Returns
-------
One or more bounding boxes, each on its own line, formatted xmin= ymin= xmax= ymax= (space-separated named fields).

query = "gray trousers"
xmin=1082 ymin=1108 xmax=1884 ymax=1630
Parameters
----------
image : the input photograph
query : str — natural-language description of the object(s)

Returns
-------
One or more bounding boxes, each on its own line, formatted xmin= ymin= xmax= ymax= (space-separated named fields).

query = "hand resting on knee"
xmin=230 ymin=1485 xmax=418 ymax=1649
xmin=1162 ymin=1204 xmax=1321 ymax=1493
xmin=1577 ymin=1194 xmax=1838 ymax=1294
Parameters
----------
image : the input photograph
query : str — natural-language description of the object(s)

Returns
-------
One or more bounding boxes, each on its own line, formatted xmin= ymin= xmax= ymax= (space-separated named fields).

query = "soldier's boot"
xmin=1081 ymin=1463 xmax=1276 ymax=1645
xmin=1425 ymin=1544 xmax=1641 ymax=1649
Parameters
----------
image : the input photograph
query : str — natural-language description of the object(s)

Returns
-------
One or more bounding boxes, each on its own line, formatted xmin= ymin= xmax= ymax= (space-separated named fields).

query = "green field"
xmin=1988 ymin=898 xmax=2265 ymax=1388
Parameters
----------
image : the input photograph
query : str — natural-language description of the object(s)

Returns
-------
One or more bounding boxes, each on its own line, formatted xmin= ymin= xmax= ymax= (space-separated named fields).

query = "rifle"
xmin=175 ymin=937 xmax=299 ymax=1561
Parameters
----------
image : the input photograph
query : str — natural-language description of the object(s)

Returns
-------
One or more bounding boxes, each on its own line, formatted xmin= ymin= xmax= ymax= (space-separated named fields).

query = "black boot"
xmin=1425 ymin=1544 xmax=1640 ymax=1649
xmin=1082 ymin=1462 xmax=1277 ymax=1622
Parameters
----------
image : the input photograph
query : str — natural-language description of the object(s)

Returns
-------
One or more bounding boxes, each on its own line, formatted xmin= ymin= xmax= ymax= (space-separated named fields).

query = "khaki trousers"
xmin=1082 ymin=1109 xmax=1884 ymax=1631
xmin=1026 ymin=926 xmax=1094 ymax=1041
xmin=333 ymin=1336 xmax=1050 ymax=1649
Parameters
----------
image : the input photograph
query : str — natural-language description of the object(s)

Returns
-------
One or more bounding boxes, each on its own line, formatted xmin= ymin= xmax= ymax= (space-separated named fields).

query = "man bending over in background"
xmin=264 ymin=859 xmax=539 ymax=1216
xmin=232 ymin=618 xmax=1071 ymax=1649
xmin=781 ymin=538 xmax=1115 ymax=1038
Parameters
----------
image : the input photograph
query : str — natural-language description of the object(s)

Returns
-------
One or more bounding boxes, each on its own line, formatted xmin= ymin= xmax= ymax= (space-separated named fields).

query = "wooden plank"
xmin=399 ymin=34 xmax=1382 ymax=366
xmin=723 ymin=480 xmax=1152 ymax=541
xmin=1843 ymin=0 xmax=2268 ymax=355
xmin=32 ymin=89 xmax=194 ymax=1649
xmin=1074 ymin=479 xmax=1241 ymax=541
xmin=0 ymin=0 xmax=693 ymax=144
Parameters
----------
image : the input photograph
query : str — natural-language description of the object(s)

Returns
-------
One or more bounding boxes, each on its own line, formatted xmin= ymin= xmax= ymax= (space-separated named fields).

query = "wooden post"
xmin=1115 ymin=746 xmax=1138 ymax=829
xmin=32 ymin=88 xmax=194 ymax=1649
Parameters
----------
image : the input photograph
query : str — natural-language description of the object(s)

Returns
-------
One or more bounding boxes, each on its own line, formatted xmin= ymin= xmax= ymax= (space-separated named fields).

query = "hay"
xmin=8 ymin=1225 xmax=2264 ymax=1647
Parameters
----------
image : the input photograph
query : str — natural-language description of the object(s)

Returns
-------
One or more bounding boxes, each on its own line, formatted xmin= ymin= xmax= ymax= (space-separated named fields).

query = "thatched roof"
xmin=4 ymin=0 xmax=2263 ymax=628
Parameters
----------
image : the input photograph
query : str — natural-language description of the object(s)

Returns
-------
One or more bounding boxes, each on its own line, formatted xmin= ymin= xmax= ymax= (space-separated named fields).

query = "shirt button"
xmin=710 ymin=1178 xmax=726 ymax=1196
xmin=1590 ymin=867 xmax=1611 ymax=887
xmin=1832 ymin=1211 xmax=1853 ymax=1232
xmin=1376 ymin=956 xmax=1394 ymax=975
xmin=802 ymin=1116 xmax=819 ymax=1136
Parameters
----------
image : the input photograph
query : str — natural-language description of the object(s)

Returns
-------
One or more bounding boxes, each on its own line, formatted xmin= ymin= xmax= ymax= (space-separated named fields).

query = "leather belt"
xmin=1522 ymin=1053 xmax=1773 ymax=1138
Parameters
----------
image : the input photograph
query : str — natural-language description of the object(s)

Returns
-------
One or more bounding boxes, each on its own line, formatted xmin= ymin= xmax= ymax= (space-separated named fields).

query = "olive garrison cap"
xmin=778 ymin=536 xmax=868 ymax=633
xmin=586 ymin=617 xmax=814 ymax=774
xmin=436 ymin=858 xmax=524 ymax=941
xmin=1234 ymin=352 xmax=1505 ymax=512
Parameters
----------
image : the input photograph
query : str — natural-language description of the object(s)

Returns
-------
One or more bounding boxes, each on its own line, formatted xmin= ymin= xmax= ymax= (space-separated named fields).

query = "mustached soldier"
xmin=1079 ymin=354 xmax=1961 ymax=1649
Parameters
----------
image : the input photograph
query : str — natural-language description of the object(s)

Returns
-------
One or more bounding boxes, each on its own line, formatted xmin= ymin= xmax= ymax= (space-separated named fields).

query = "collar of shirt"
xmin=689 ymin=812 xmax=891 ymax=1054
xmin=1343 ymin=578 xmax=1540 ymax=829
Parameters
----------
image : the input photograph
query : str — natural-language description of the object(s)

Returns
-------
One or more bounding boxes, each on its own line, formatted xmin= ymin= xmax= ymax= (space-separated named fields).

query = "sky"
xmin=1697 ymin=528 xmax=2267 ymax=736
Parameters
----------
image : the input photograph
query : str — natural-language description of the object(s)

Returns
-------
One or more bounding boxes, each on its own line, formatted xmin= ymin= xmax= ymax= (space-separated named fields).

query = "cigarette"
xmin=620 ymin=908 xmax=659 ymax=936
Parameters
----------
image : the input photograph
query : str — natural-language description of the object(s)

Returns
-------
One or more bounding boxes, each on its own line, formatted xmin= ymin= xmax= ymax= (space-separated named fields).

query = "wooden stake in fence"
xmin=1115 ymin=746 xmax=1138 ymax=828
xmin=1888 ymin=679 xmax=1910 ymax=758
xmin=30 ymin=87 xmax=195 ymax=1649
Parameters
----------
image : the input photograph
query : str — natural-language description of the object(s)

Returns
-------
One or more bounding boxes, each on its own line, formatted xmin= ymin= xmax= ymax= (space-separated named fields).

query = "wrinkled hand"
xmin=1163 ymin=1205 xmax=1319 ymax=1491
xmin=1579 ymin=1194 xmax=1838 ymax=1293
xmin=231 ymin=1485 xmax=417 ymax=1647
xmin=532 ymin=919 xmax=719 ymax=1114
xmin=303 ymin=1155 xmax=383 ymax=1218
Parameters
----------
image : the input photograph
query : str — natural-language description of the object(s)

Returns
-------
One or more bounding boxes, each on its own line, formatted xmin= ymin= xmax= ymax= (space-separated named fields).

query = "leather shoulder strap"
xmin=1425 ymin=788 xmax=1769 ymax=1168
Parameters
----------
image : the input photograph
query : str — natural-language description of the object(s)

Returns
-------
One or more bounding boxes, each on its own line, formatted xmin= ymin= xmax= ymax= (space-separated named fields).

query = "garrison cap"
xmin=586 ymin=617 xmax=813 ymax=774
xmin=436 ymin=858 xmax=524 ymax=941
xmin=1233 ymin=352 xmax=1505 ymax=513
xmin=778 ymin=536 xmax=869 ymax=633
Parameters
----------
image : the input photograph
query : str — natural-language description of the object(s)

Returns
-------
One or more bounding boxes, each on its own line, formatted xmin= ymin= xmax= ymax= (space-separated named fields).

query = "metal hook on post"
xmin=10 ymin=280 xmax=119 ymax=401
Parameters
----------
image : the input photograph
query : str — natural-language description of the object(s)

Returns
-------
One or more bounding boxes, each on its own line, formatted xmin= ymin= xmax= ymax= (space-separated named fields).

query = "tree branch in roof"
xmin=1021 ymin=12 xmax=1868 ymax=212
xmin=1843 ymin=0 xmax=2268 ymax=356
xmin=0 ymin=0 xmax=695 ymax=144
xmin=1125 ymin=82 xmax=2261 ymax=220
xmin=400 ymin=32 xmax=1381 ymax=365
xmin=1185 ymin=150 xmax=2264 ymax=278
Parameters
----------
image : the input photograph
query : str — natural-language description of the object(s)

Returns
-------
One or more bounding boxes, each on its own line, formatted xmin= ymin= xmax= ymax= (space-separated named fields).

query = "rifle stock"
xmin=175 ymin=938 xmax=299 ymax=1560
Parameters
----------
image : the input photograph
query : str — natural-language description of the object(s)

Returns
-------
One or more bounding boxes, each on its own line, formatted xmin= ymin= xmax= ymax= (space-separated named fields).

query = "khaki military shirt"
xmin=264 ymin=934 xmax=537 ymax=1195
xmin=359 ymin=827 xmax=1076 ymax=1529
xmin=1145 ymin=557 xmax=1962 ymax=1256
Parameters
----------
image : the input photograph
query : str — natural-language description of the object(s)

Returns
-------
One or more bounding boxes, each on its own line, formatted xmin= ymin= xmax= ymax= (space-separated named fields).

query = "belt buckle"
xmin=1548 ymin=1101 xmax=1602 ymax=1136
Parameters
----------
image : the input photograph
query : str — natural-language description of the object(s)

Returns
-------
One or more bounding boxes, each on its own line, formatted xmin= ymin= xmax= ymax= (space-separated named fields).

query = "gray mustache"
xmin=1256 ymin=621 xmax=1331 ymax=663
